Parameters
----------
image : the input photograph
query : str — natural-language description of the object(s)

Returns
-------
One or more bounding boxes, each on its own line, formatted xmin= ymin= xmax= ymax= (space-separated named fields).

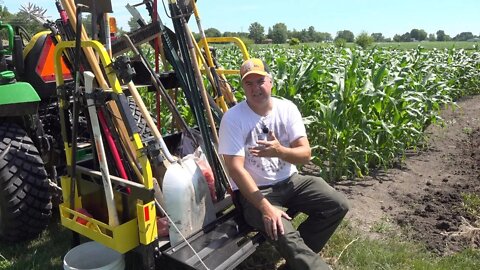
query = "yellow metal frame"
xmin=54 ymin=40 xmax=157 ymax=253
xmin=193 ymin=36 xmax=249 ymax=112
xmin=198 ymin=37 xmax=250 ymax=75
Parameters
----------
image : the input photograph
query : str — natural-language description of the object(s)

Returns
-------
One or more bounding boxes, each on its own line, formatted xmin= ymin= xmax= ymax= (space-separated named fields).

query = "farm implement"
xmin=0 ymin=0 xmax=263 ymax=269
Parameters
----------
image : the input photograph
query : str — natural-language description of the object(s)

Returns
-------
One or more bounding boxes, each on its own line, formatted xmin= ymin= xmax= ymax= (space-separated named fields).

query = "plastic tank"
xmin=163 ymin=156 xmax=215 ymax=246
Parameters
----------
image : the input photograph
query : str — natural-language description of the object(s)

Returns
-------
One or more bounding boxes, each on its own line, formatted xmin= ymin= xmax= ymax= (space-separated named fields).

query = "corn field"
xmin=220 ymin=45 xmax=480 ymax=181
xmin=147 ymin=45 xmax=480 ymax=182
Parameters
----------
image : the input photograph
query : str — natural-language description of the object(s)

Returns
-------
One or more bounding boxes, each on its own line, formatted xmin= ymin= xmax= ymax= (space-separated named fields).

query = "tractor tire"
xmin=0 ymin=122 xmax=52 ymax=242
xmin=128 ymin=96 xmax=156 ymax=140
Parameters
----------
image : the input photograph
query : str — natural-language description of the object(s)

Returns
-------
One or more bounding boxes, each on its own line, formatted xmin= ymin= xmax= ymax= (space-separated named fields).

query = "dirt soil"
xmin=334 ymin=95 xmax=480 ymax=255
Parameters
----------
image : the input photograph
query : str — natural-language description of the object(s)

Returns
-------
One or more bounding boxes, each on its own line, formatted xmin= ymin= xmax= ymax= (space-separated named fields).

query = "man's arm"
xmin=223 ymin=154 xmax=291 ymax=240
xmin=251 ymin=133 xmax=311 ymax=164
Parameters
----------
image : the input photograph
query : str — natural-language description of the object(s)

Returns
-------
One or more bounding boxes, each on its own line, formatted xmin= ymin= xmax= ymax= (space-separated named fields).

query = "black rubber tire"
xmin=0 ymin=122 xmax=52 ymax=242
xmin=128 ymin=96 xmax=156 ymax=140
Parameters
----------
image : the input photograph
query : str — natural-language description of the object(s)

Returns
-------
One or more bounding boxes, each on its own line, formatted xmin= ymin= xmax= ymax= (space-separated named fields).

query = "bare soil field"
xmin=338 ymin=95 xmax=480 ymax=255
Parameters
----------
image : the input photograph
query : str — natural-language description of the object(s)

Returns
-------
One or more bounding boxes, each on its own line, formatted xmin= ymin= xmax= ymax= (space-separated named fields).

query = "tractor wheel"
xmin=0 ymin=122 xmax=52 ymax=242
xmin=128 ymin=96 xmax=156 ymax=140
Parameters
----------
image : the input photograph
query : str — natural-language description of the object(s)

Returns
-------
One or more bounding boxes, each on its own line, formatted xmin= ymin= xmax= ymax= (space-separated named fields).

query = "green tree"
xmin=401 ymin=32 xmax=411 ymax=41
xmin=7 ymin=10 xmax=44 ymax=36
xmin=270 ymin=23 xmax=288 ymax=44
xmin=410 ymin=29 xmax=427 ymax=41
xmin=0 ymin=5 xmax=12 ymax=41
xmin=289 ymin=28 xmax=311 ymax=43
xmin=128 ymin=16 xmax=141 ymax=32
xmin=393 ymin=32 xmax=411 ymax=42
xmin=299 ymin=29 xmax=310 ymax=42
xmin=204 ymin=28 xmax=221 ymax=38
xmin=436 ymin=30 xmax=446 ymax=41
xmin=266 ymin=27 xmax=272 ymax=39
xmin=288 ymin=29 xmax=299 ymax=40
xmin=335 ymin=30 xmax=354 ymax=42
xmin=248 ymin=22 xmax=264 ymax=44
xmin=454 ymin=32 xmax=474 ymax=41
xmin=307 ymin=26 xmax=316 ymax=42
xmin=223 ymin=31 xmax=238 ymax=37
xmin=224 ymin=31 xmax=248 ymax=38
xmin=317 ymin=32 xmax=332 ymax=42
xmin=371 ymin=32 xmax=385 ymax=42
xmin=428 ymin=33 xmax=436 ymax=41
xmin=355 ymin=31 xmax=374 ymax=49
xmin=0 ymin=5 xmax=12 ymax=21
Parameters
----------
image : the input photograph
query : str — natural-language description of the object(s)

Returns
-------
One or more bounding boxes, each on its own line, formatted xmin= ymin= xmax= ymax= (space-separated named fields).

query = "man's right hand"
xmin=259 ymin=201 xmax=292 ymax=241
xmin=223 ymin=155 xmax=293 ymax=240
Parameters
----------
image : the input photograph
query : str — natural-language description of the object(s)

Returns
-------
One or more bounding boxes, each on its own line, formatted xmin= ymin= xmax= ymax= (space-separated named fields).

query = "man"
xmin=218 ymin=58 xmax=349 ymax=270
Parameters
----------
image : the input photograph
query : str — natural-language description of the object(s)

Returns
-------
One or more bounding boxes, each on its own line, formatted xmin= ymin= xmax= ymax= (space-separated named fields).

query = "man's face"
xmin=242 ymin=73 xmax=272 ymax=108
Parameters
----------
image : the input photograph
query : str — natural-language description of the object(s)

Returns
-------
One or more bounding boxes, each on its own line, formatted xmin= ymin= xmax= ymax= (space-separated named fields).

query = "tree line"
xmin=197 ymin=21 xmax=480 ymax=45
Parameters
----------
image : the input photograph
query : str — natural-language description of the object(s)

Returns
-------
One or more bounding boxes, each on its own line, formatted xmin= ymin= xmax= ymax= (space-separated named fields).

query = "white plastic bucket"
xmin=63 ymin=241 xmax=125 ymax=270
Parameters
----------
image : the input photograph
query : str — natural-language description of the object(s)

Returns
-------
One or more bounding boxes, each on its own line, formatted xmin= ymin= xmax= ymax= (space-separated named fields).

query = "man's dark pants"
xmin=237 ymin=173 xmax=349 ymax=270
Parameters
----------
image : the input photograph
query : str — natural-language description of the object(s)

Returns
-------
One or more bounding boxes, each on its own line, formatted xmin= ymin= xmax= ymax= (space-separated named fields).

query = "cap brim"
xmin=241 ymin=70 xmax=269 ymax=80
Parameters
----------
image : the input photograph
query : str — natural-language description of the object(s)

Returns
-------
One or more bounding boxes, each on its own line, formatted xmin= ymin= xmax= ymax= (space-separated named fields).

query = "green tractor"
xmin=0 ymin=21 xmax=55 ymax=242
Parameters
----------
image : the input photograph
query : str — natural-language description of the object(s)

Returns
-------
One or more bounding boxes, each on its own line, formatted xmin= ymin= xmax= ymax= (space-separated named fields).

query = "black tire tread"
xmin=0 ymin=122 xmax=52 ymax=242
xmin=128 ymin=96 xmax=155 ymax=140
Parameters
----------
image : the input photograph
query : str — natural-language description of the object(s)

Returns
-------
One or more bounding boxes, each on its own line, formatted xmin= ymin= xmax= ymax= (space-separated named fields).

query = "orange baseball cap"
xmin=240 ymin=58 xmax=270 ymax=80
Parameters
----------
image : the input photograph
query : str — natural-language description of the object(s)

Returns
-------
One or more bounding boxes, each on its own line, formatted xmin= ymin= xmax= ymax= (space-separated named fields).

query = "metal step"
xmin=111 ymin=22 xmax=161 ymax=57
xmin=161 ymin=209 xmax=264 ymax=270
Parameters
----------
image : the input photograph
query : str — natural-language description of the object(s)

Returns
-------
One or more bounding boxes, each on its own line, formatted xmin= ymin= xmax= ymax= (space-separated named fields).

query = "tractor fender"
xmin=0 ymin=81 xmax=40 ymax=116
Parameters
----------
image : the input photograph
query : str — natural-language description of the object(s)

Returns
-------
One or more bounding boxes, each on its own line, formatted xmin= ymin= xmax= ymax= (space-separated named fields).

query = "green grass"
xmin=462 ymin=192 xmax=480 ymax=218
xmin=369 ymin=216 xmax=395 ymax=234
xmin=0 ymin=217 xmax=70 ymax=270
xmin=323 ymin=221 xmax=480 ymax=270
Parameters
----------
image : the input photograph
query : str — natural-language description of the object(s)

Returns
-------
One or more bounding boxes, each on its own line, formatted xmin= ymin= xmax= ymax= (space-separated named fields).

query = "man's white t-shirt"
xmin=218 ymin=97 xmax=307 ymax=190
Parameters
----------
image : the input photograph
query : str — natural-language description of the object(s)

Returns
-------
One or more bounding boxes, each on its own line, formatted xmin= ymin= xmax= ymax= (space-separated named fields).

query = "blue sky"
xmin=3 ymin=0 xmax=480 ymax=38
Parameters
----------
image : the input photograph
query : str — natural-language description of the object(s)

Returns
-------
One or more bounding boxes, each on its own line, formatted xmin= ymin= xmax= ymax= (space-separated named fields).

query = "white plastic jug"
xmin=163 ymin=156 xmax=215 ymax=245
xmin=183 ymin=155 xmax=215 ymax=229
